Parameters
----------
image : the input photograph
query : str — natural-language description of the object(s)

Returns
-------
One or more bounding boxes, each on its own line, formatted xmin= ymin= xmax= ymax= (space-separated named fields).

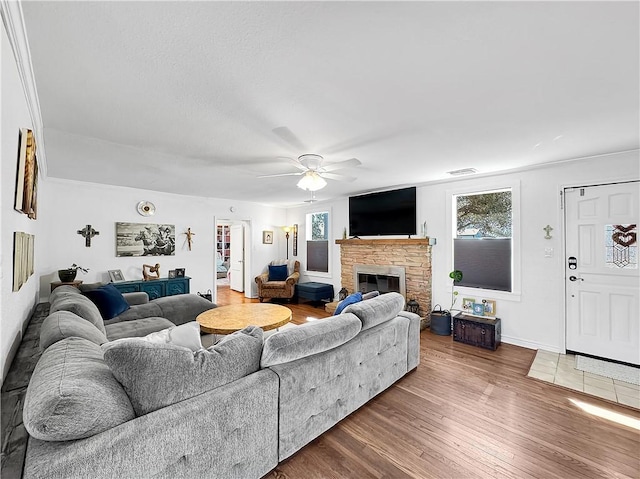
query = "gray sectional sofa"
xmin=21 ymin=290 xmax=420 ymax=478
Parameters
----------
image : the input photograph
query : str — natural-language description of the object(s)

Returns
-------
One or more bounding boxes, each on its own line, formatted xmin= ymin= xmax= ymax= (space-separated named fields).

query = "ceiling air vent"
xmin=447 ymin=168 xmax=478 ymax=176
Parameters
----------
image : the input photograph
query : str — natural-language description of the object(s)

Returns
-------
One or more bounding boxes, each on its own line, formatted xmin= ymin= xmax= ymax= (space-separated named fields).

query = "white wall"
xmin=38 ymin=178 xmax=288 ymax=304
xmin=1 ymin=23 xmax=46 ymax=382
xmin=286 ymin=151 xmax=639 ymax=352
xmin=284 ymin=198 xmax=348 ymax=293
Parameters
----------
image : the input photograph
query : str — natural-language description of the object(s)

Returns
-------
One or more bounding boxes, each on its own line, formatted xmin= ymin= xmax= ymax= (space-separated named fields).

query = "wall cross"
xmin=77 ymin=224 xmax=100 ymax=247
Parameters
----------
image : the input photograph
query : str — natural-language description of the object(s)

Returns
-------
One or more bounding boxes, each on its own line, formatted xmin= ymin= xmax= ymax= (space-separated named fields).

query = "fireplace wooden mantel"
xmin=335 ymin=238 xmax=430 ymax=246
xmin=336 ymin=237 xmax=432 ymax=318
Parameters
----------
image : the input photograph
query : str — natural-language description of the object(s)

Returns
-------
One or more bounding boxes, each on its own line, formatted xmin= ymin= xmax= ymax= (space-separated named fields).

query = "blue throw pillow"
xmin=334 ymin=292 xmax=363 ymax=315
xmin=84 ymin=284 xmax=130 ymax=320
xmin=268 ymin=264 xmax=288 ymax=281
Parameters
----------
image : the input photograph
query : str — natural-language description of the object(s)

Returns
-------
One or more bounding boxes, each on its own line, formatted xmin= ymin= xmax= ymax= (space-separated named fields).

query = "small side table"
xmin=50 ymin=280 xmax=83 ymax=292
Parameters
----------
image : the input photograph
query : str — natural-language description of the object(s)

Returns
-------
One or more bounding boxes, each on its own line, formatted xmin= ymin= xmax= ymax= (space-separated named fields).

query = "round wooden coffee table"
xmin=196 ymin=303 xmax=292 ymax=334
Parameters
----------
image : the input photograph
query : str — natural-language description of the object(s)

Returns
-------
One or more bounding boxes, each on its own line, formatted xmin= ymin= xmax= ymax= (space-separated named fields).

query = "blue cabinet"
xmin=111 ymin=277 xmax=190 ymax=299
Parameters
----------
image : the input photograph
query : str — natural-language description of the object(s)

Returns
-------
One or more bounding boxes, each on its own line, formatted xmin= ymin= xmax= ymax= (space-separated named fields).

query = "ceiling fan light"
xmin=297 ymin=171 xmax=327 ymax=191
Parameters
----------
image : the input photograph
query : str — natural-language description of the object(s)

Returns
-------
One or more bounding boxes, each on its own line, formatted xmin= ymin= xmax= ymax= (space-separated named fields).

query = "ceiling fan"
xmin=258 ymin=154 xmax=361 ymax=191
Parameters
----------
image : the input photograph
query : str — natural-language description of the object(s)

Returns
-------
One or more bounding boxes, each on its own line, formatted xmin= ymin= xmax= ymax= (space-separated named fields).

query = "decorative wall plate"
xmin=137 ymin=201 xmax=156 ymax=216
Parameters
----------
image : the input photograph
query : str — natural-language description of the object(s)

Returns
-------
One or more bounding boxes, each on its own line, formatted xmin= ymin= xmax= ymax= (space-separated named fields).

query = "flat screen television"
xmin=349 ymin=186 xmax=417 ymax=237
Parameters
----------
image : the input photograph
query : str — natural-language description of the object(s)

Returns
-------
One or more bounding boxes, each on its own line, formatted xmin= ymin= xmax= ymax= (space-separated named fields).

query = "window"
xmin=306 ymin=211 xmax=329 ymax=273
xmin=453 ymin=189 xmax=512 ymax=292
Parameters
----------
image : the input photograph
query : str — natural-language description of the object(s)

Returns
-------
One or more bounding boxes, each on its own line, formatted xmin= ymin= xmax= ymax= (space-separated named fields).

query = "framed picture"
xmin=292 ymin=224 xmax=298 ymax=256
xmin=483 ymin=299 xmax=497 ymax=317
xmin=168 ymin=269 xmax=176 ymax=279
xmin=115 ymin=222 xmax=175 ymax=257
xmin=175 ymin=268 xmax=185 ymax=278
xmin=14 ymin=128 xmax=38 ymax=219
xmin=263 ymin=230 xmax=273 ymax=244
xmin=472 ymin=303 xmax=485 ymax=316
xmin=462 ymin=297 xmax=475 ymax=312
xmin=13 ymin=231 xmax=34 ymax=292
xmin=108 ymin=269 xmax=125 ymax=282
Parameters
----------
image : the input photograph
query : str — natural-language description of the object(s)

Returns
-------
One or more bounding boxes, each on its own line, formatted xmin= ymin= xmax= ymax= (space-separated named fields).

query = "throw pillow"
xmin=23 ymin=337 xmax=135 ymax=441
xmin=268 ymin=264 xmax=288 ymax=281
xmin=84 ymin=283 xmax=130 ymax=320
xmin=102 ymin=326 xmax=264 ymax=416
xmin=334 ymin=292 xmax=362 ymax=315
xmin=124 ymin=321 xmax=203 ymax=352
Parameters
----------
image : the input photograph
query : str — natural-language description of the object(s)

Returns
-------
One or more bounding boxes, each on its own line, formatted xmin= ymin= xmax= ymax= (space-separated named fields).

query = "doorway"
xmin=564 ymin=181 xmax=639 ymax=365
xmin=215 ymin=221 xmax=232 ymax=289
xmin=214 ymin=219 xmax=252 ymax=301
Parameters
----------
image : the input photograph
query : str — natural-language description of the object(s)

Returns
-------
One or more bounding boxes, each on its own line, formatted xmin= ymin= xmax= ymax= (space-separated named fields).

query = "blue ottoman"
xmin=296 ymin=282 xmax=334 ymax=303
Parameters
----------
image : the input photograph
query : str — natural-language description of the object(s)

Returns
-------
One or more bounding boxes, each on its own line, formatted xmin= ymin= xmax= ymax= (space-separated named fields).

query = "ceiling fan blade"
xmin=321 ymin=158 xmax=361 ymax=172
xmin=288 ymin=158 xmax=308 ymax=171
xmin=321 ymin=172 xmax=357 ymax=182
xmin=257 ymin=172 xmax=304 ymax=178
xmin=272 ymin=126 xmax=306 ymax=151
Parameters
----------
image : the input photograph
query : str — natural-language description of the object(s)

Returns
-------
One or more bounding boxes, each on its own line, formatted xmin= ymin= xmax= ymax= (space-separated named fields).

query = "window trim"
xmin=445 ymin=179 xmax=521 ymax=301
xmin=304 ymin=208 xmax=332 ymax=277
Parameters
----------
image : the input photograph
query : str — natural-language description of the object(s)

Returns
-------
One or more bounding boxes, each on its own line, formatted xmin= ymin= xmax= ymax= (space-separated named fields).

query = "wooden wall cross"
xmin=184 ymin=227 xmax=195 ymax=251
xmin=77 ymin=224 xmax=99 ymax=247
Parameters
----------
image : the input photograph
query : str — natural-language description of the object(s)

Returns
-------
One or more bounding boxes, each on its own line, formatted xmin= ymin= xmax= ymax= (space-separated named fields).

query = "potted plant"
xmin=58 ymin=264 xmax=89 ymax=283
xmin=430 ymin=270 xmax=463 ymax=335
xmin=449 ymin=269 xmax=463 ymax=310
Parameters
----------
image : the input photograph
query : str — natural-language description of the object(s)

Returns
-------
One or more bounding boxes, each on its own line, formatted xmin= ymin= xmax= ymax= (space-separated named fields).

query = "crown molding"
xmin=1 ymin=0 xmax=47 ymax=177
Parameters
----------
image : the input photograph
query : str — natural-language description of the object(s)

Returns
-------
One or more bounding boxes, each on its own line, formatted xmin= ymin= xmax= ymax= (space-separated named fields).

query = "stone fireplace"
xmin=336 ymin=238 xmax=432 ymax=318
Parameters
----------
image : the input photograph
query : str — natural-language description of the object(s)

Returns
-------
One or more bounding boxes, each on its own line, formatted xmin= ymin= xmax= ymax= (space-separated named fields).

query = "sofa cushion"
xmin=83 ymin=284 xmax=131 ymax=320
xmin=23 ymin=337 xmax=135 ymax=441
xmin=49 ymin=285 xmax=82 ymax=303
xmin=261 ymin=280 xmax=287 ymax=290
xmin=342 ymin=292 xmax=405 ymax=331
xmin=78 ymin=282 xmax=104 ymax=293
xmin=154 ymin=294 xmax=216 ymax=326
xmin=102 ymin=326 xmax=263 ymax=416
xmin=102 ymin=302 xmax=163 ymax=325
xmin=260 ymin=313 xmax=362 ymax=368
xmin=40 ymin=311 xmax=108 ymax=351
xmin=362 ymin=290 xmax=380 ymax=300
xmin=334 ymin=292 xmax=362 ymax=315
xmin=104 ymin=317 xmax=176 ymax=341
xmin=122 ymin=291 xmax=149 ymax=306
xmin=268 ymin=264 xmax=288 ymax=281
xmin=49 ymin=294 xmax=106 ymax=335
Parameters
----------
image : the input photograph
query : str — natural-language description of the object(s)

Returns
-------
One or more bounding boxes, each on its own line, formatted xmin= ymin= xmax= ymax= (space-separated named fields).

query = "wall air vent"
xmin=447 ymin=168 xmax=478 ymax=176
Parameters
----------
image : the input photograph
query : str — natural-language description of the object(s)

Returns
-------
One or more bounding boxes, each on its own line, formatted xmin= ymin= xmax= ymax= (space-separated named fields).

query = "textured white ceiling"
xmin=21 ymin=1 xmax=639 ymax=206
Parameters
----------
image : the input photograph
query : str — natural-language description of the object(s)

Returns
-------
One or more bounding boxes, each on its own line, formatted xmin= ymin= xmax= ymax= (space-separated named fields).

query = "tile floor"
xmin=527 ymin=350 xmax=640 ymax=410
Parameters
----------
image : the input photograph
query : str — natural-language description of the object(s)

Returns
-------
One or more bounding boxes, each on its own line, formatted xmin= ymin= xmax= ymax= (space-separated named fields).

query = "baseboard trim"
xmin=501 ymin=335 xmax=562 ymax=354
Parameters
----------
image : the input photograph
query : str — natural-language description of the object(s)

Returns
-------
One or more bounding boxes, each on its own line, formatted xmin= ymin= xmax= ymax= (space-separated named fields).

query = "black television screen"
xmin=349 ymin=187 xmax=417 ymax=236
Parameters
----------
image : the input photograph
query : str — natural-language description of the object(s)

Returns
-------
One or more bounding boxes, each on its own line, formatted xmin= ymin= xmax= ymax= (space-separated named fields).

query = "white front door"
xmin=230 ymin=224 xmax=244 ymax=292
xmin=565 ymin=181 xmax=639 ymax=365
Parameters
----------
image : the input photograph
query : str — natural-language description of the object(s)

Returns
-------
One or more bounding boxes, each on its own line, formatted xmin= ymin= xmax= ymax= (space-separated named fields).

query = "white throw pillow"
xmin=138 ymin=321 xmax=203 ymax=352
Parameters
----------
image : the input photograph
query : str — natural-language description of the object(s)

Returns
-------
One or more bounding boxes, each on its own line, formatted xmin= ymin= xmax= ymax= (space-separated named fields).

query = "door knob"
xmin=569 ymin=276 xmax=584 ymax=282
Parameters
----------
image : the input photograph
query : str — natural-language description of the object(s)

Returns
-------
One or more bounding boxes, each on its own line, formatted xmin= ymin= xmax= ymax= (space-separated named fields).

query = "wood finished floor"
xmin=217 ymin=287 xmax=640 ymax=479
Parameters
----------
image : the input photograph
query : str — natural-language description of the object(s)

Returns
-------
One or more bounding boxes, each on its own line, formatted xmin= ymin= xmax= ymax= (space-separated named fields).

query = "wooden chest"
xmin=453 ymin=313 xmax=501 ymax=350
